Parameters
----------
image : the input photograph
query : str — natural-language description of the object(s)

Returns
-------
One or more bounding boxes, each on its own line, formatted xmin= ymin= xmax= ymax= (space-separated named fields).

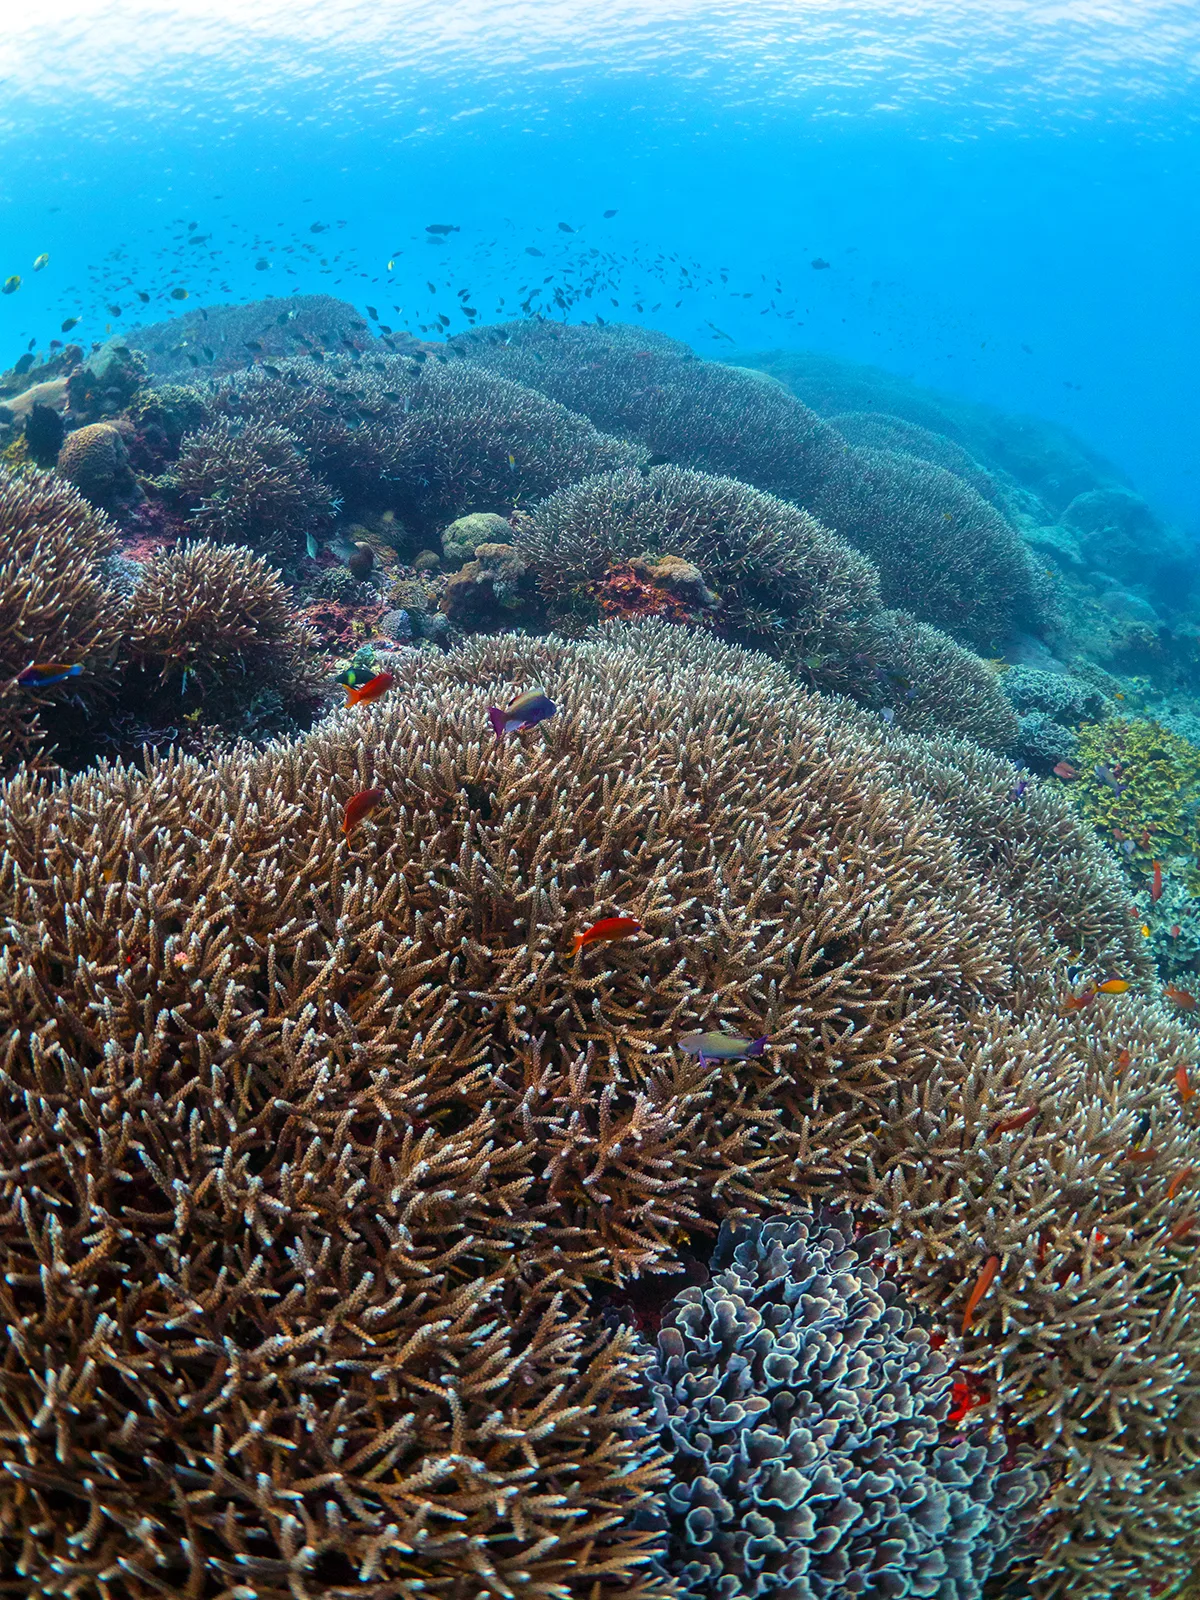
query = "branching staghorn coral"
xmin=865 ymin=608 xmax=1020 ymax=754
xmin=449 ymin=318 xmax=855 ymax=510
xmin=0 ymin=619 xmax=1191 ymax=1597
xmin=0 ymin=467 xmax=122 ymax=772
xmin=829 ymin=409 xmax=1002 ymax=504
xmin=206 ymin=353 xmax=643 ymax=531
xmin=807 ymin=445 xmax=1043 ymax=651
xmin=124 ymin=539 xmax=325 ymax=695
xmin=515 ymin=464 xmax=882 ymax=684
xmin=646 ymin=1211 xmax=1046 ymax=1598
xmin=165 ymin=416 xmax=338 ymax=554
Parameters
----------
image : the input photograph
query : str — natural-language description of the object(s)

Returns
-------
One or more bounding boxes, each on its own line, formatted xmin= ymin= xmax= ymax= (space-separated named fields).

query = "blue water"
xmin=2 ymin=1 xmax=1198 ymax=530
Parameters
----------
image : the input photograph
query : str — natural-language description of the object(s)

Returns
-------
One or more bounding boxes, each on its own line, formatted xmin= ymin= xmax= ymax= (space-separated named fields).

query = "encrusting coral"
xmin=0 ymin=467 xmax=122 ymax=773
xmin=164 ymin=416 xmax=338 ymax=555
xmin=646 ymin=1211 xmax=1046 ymax=1598
xmin=1 ymin=620 xmax=1193 ymax=1596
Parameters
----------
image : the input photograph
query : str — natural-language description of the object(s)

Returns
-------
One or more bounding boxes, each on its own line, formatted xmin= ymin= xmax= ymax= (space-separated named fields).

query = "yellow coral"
xmin=1071 ymin=717 xmax=1200 ymax=862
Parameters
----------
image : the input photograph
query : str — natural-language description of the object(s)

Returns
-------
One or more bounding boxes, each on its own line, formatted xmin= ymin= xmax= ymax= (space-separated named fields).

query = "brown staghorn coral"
xmin=165 ymin=416 xmax=338 ymax=554
xmin=0 ymin=468 xmax=122 ymax=773
xmin=124 ymin=539 xmax=325 ymax=696
xmin=867 ymin=608 xmax=1020 ymax=753
xmin=516 ymin=464 xmax=881 ymax=689
xmin=0 ymin=619 xmax=1189 ymax=1597
xmin=207 ymin=354 xmax=642 ymax=532
xmin=829 ymin=409 xmax=1002 ymax=504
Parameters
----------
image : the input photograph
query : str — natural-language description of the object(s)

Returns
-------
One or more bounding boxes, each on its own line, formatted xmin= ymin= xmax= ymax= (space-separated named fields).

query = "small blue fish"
xmin=488 ymin=690 xmax=556 ymax=740
xmin=17 ymin=662 xmax=82 ymax=688
xmin=1094 ymin=764 xmax=1126 ymax=796
xmin=678 ymin=1030 xmax=768 ymax=1066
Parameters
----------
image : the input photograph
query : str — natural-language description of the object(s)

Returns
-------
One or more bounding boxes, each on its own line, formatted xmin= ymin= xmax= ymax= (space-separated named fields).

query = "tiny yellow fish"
xmin=387 ymin=259 xmax=395 ymax=271
xmin=32 ymin=253 xmax=49 ymax=271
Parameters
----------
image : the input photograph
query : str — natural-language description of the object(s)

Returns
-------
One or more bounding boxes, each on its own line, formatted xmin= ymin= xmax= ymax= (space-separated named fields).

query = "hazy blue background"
xmin=2 ymin=1 xmax=1197 ymax=526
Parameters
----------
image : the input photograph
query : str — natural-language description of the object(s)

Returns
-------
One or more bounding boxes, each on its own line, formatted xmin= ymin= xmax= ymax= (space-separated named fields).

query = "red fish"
xmin=1166 ymin=984 xmax=1198 ymax=1012
xmin=961 ymin=1255 xmax=1001 ymax=1336
xmin=343 ymin=788 xmax=384 ymax=836
xmin=572 ymin=916 xmax=642 ymax=953
xmin=1116 ymin=1048 xmax=1131 ymax=1075
xmin=1063 ymin=986 xmax=1096 ymax=1013
xmin=1168 ymin=1165 xmax=1195 ymax=1200
xmin=947 ymin=1376 xmax=987 ymax=1425
xmin=1176 ymin=1064 xmax=1195 ymax=1105
xmin=345 ymin=671 xmax=394 ymax=707
xmin=990 ymin=1106 xmax=1037 ymax=1139
xmin=1052 ymin=761 xmax=1079 ymax=780
xmin=1151 ymin=861 xmax=1163 ymax=903
xmin=1171 ymin=1215 xmax=1197 ymax=1242
xmin=1171 ymin=925 xmax=1182 ymax=940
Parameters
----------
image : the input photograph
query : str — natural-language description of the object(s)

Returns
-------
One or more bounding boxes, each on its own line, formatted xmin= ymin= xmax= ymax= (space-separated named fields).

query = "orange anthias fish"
xmin=572 ymin=916 xmax=642 ymax=953
xmin=1063 ymin=986 xmax=1096 ymax=1013
xmin=343 ymin=788 xmax=384 ymax=837
xmin=1151 ymin=861 xmax=1164 ymax=903
xmin=345 ymin=671 xmax=394 ymax=707
xmin=989 ymin=1105 xmax=1038 ymax=1139
xmin=1176 ymin=1063 xmax=1195 ymax=1105
xmin=1166 ymin=985 xmax=1199 ymax=1012
xmin=1168 ymin=1165 xmax=1195 ymax=1200
xmin=961 ymin=1255 xmax=1001 ymax=1337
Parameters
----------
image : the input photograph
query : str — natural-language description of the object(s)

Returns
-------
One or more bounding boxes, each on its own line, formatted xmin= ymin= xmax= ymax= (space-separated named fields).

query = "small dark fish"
xmin=244 ymin=339 xmax=263 ymax=352
xmin=603 ymin=209 xmax=618 ymax=217
xmin=811 ymin=258 xmax=831 ymax=270
xmin=488 ymin=690 xmax=556 ymax=740
xmin=366 ymin=306 xmax=379 ymax=320
xmin=61 ymin=316 xmax=81 ymax=332
xmin=106 ymin=303 xmax=121 ymax=317
xmin=1152 ymin=861 xmax=1164 ymax=902
xmin=2 ymin=275 xmax=20 ymax=295
xmin=426 ymin=223 xmax=460 ymax=235
xmin=17 ymin=662 xmax=82 ymax=688
xmin=525 ymin=247 xmax=544 ymax=256
xmin=136 ymin=291 xmax=150 ymax=303
xmin=310 ymin=221 xmax=328 ymax=233
xmin=203 ymin=346 xmax=215 ymax=361
xmin=13 ymin=353 xmax=34 ymax=375
xmin=262 ymin=363 xmax=281 ymax=377
xmin=170 ymin=287 xmax=189 ymax=300
xmin=558 ymin=221 xmax=575 ymax=232
xmin=1094 ymin=764 xmax=1125 ymax=795
xmin=255 ymin=258 xmax=270 ymax=270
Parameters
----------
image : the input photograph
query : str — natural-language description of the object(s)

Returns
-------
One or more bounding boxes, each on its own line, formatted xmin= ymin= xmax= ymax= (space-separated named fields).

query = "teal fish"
xmin=678 ymin=1030 xmax=768 ymax=1065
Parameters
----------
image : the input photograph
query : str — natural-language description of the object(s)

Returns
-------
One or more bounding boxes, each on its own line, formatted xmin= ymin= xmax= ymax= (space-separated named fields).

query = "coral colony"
xmin=4 ymin=298 xmax=1200 ymax=1599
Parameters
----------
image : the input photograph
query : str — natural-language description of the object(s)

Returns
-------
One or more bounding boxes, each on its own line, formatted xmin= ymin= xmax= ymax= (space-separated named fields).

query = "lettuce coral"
xmin=1069 ymin=716 xmax=1200 ymax=862
xmin=646 ymin=1212 xmax=1045 ymax=1598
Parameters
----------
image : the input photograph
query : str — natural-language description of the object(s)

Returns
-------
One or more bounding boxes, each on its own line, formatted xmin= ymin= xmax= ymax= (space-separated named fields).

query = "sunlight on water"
xmin=4 ymin=0 xmax=1198 ymax=131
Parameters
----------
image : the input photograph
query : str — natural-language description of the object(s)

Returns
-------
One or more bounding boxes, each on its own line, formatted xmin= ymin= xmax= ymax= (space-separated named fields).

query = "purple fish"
xmin=488 ymin=689 xmax=556 ymax=740
xmin=17 ymin=662 xmax=83 ymax=688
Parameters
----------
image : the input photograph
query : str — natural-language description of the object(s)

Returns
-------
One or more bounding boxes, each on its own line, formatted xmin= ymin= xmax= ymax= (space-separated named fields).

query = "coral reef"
xmin=440 ymin=540 xmax=530 ymax=623
xmin=806 ymin=446 xmax=1042 ymax=650
xmin=646 ymin=1212 xmax=1045 ymax=1597
xmin=0 ymin=619 xmax=1188 ymax=1595
xmin=830 ymin=409 xmax=1001 ymax=504
xmin=866 ymin=609 xmax=1020 ymax=753
xmin=1001 ymin=665 xmax=1108 ymax=725
xmin=123 ymin=540 xmax=324 ymax=697
xmin=164 ymin=417 xmax=338 ymax=555
xmin=207 ymin=353 xmax=642 ymax=531
xmin=56 ymin=421 xmax=138 ymax=508
xmin=125 ymin=293 xmax=386 ymax=381
xmin=0 ymin=468 xmax=122 ymax=772
xmin=450 ymin=318 xmax=855 ymax=510
xmin=65 ymin=338 xmax=147 ymax=422
xmin=1014 ymin=710 xmax=1081 ymax=773
xmin=515 ymin=464 xmax=882 ymax=685
xmin=440 ymin=508 xmax=515 ymax=566
xmin=1068 ymin=717 xmax=1200 ymax=863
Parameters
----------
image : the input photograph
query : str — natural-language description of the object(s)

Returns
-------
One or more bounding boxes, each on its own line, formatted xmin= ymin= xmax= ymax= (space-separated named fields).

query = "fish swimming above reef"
xmin=17 ymin=662 xmax=82 ymax=688
xmin=488 ymin=690 xmax=556 ymax=740
xmin=344 ymin=671 xmax=394 ymax=707
xmin=2 ymin=276 xmax=20 ymax=295
xmin=32 ymin=253 xmax=49 ymax=271
xmin=426 ymin=223 xmax=460 ymax=235
xmin=342 ymin=787 xmax=384 ymax=837
xmin=678 ymin=1030 xmax=768 ymax=1064
xmin=1094 ymin=763 xmax=1125 ymax=795
xmin=572 ymin=916 xmax=642 ymax=954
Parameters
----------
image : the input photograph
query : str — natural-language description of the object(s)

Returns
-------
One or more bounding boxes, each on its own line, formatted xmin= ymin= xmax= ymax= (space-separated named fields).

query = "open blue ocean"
xmin=2 ymin=5 xmax=1200 ymax=1598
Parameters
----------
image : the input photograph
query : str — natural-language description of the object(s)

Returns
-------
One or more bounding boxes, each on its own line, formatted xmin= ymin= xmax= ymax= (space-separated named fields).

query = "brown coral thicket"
xmin=125 ymin=539 xmax=325 ymax=694
xmin=0 ymin=620 xmax=1196 ymax=1596
xmin=869 ymin=608 xmax=1020 ymax=752
xmin=517 ymin=464 xmax=881 ymax=685
xmin=0 ymin=468 xmax=121 ymax=772
xmin=168 ymin=416 xmax=338 ymax=553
